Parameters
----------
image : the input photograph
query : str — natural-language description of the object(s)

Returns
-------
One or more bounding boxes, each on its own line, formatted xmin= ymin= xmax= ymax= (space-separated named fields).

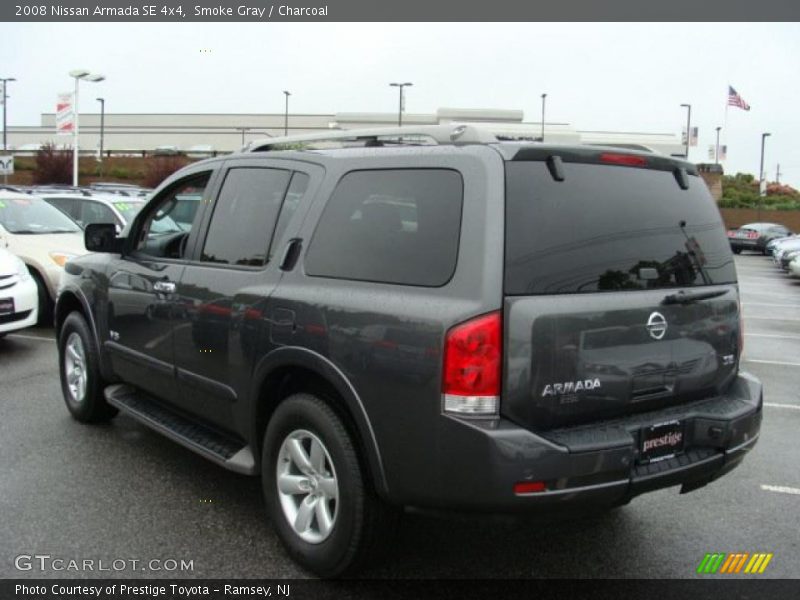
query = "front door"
xmin=172 ymin=161 xmax=315 ymax=431
xmin=105 ymin=169 xmax=217 ymax=404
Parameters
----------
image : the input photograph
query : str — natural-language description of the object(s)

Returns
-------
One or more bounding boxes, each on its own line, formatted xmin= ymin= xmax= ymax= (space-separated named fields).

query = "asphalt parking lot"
xmin=1 ymin=254 xmax=798 ymax=580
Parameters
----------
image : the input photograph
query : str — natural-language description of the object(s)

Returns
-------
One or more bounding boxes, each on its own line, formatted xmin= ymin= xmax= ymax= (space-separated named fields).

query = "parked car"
xmin=765 ymin=234 xmax=796 ymax=256
xmin=0 ymin=247 xmax=39 ymax=337
xmin=773 ymin=239 xmax=800 ymax=270
xmin=55 ymin=125 xmax=762 ymax=577
xmin=0 ymin=191 xmax=86 ymax=323
xmin=726 ymin=222 xmax=792 ymax=255
xmin=788 ymin=254 xmax=800 ymax=279
xmin=40 ymin=192 xmax=177 ymax=234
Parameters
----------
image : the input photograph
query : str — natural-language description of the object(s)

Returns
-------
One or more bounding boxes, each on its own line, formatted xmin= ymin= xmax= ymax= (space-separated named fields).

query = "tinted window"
xmin=504 ymin=162 xmax=736 ymax=295
xmin=306 ymin=169 xmax=463 ymax=286
xmin=43 ymin=197 xmax=79 ymax=222
xmin=201 ymin=167 xmax=291 ymax=267
xmin=269 ymin=172 xmax=309 ymax=260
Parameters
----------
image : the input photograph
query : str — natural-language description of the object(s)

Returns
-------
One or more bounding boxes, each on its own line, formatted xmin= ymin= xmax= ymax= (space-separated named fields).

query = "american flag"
xmin=728 ymin=86 xmax=750 ymax=111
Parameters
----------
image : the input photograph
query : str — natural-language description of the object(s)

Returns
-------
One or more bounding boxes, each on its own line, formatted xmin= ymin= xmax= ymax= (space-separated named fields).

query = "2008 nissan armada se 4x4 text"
xmin=55 ymin=125 xmax=762 ymax=576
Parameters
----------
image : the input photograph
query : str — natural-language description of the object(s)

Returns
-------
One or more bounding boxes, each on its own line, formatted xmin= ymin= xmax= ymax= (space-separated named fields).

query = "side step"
xmin=105 ymin=384 xmax=256 ymax=475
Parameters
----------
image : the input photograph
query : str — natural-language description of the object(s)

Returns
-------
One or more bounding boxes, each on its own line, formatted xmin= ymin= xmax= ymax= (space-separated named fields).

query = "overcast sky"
xmin=2 ymin=22 xmax=799 ymax=186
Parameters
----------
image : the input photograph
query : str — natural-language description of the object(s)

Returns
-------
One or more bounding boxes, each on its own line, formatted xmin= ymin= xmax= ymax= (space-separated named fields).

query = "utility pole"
xmin=541 ymin=93 xmax=547 ymax=141
xmin=680 ymin=103 xmax=692 ymax=159
xmin=389 ymin=82 xmax=412 ymax=127
xmin=282 ymin=90 xmax=290 ymax=136
xmin=776 ymin=163 xmax=781 ymax=184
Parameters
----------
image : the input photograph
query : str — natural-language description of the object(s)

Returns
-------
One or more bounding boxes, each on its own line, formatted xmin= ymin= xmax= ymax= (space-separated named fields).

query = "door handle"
xmin=153 ymin=280 xmax=176 ymax=294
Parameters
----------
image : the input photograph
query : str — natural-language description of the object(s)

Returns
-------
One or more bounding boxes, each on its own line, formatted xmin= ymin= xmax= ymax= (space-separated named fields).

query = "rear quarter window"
xmin=305 ymin=169 xmax=463 ymax=287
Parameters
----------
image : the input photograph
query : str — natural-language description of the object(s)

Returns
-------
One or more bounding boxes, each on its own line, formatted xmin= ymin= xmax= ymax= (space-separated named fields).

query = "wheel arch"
xmin=250 ymin=346 xmax=390 ymax=499
xmin=55 ymin=287 xmax=115 ymax=381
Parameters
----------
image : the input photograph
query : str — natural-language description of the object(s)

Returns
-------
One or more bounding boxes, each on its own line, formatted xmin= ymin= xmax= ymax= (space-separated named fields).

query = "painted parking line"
xmin=745 ymin=333 xmax=800 ymax=340
xmin=6 ymin=334 xmax=56 ymax=342
xmin=764 ymin=403 xmax=800 ymax=411
xmin=760 ymin=484 xmax=800 ymax=496
xmin=742 ymin=302 xmax=800 ymax=308
xmin=743 ymin=358 xmax=800 ymax=367
xmin=742 ymin=316 xmax=800 ymax=323
xmin=742 ymin=292 xmax=800 ymax=300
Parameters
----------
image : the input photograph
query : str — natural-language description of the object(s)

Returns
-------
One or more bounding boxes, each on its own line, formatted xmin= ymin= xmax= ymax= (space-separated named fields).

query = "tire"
xmin=31 ymin=270 xmax=53 ymax=326
xmin=732 ymin=248 xmax=742 ymax=255
xmin=263 ymin=393 xmax=398 ymax=577
xmin=58 ymin=311 xmax=118 ymax=423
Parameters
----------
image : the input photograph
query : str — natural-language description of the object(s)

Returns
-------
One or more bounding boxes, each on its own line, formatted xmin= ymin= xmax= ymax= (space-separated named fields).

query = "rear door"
xmin=503 ymin=154 xmax=740 ymax=430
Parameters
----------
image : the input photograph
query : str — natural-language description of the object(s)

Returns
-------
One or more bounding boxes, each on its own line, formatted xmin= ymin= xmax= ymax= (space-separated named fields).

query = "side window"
xmin=268 ymin=172 xmax=309 ymax=260
xmin=134 ymin=173 xmax=211 ymax=259
xmin=305 ymin=169 xmax=463 ymax=286
xmin=201 ymin=167 xmax=291 ymax=267
xmin=80 ymin=201 xmax=117 ymax=227
xmin=45 ymin=197 xmax=78 ymax=223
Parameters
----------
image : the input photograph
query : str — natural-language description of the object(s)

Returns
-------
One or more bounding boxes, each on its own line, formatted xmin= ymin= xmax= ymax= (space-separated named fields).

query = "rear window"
xmin=504 ymin=162 xmax=736 ymax=295
xmin=306 ymin=169 xmax=463 ymax=287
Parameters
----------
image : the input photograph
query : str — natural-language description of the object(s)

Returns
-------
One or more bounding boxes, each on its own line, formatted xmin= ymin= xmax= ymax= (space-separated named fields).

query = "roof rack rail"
xmin=243 ymin=124 xmax=499 ymax=153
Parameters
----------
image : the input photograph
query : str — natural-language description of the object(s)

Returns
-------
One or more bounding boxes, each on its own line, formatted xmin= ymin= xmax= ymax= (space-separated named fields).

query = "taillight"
xmin=442 ymin=311 xmax=502 ymax=416
xmin=599 ymin=153 xmax=648 ymax=167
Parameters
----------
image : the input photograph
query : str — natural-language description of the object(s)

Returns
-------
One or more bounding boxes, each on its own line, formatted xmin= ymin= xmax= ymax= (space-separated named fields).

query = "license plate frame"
xmin=0 ymin=297 xmax=14 ymax=315
xmin=639 ymin=419 xmax=685 ymax=464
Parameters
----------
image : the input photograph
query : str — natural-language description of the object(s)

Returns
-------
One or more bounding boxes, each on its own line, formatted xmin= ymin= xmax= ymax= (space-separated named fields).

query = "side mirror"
xmin=85 ymin=223 xmax=124 ymax=253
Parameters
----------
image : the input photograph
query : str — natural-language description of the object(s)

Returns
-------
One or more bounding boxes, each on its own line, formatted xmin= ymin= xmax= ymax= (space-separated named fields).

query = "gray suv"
xmin=55 ymin=125 xmax=762 ymax=576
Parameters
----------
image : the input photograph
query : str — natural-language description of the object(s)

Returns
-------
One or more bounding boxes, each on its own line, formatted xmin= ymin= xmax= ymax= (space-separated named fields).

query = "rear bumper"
xmin=412 ymin=372 xmax=762 ymax=512
xmin=729 ymin=239 xmax=762 ymax=252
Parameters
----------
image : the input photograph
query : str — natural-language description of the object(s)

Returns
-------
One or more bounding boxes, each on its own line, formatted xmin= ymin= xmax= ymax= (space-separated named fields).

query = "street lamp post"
xmin=282 ymin=90 xmax=290 ymax=136
xmin=758 ymin=132 xmax=771 ymax=221
xmin=69 ymin=69 xmax=105 ymax=187
xmin=389 ymin=82 xmax=413 ymax=127
xmin=540 ymin=93 xmax=547 ymax=141
xmin=714 ymin=126 xmax=721 ymax=165
xmin=96 ymin=97 xmax=105 ymax=170
xmin=1 ymin=77 xmax=15 ymax=152
xmin=680 ymin=103 xmax=691 ymax=159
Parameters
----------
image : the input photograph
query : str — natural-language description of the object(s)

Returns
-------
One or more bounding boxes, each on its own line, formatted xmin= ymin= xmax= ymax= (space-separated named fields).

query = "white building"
xmin=6 ymin=107 xmax=685 ymax=156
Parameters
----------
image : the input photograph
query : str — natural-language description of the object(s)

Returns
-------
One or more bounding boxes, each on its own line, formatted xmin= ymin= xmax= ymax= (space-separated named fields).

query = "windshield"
xmin=0 ymin=196 xmax=82 ymax=234
xmin=504 ymin=162 xmax=737 ymax=295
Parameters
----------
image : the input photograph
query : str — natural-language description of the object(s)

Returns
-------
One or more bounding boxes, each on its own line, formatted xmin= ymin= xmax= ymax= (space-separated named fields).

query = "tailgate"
xmin=502 ymin=155 xmax=740 ymax=430
xmin=504 ymin=288 xmax=740 ymax=429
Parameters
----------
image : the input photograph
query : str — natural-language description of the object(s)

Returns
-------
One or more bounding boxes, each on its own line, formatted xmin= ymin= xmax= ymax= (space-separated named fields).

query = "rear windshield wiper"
xmin=662 ymin=289 xmax=728 ymax=305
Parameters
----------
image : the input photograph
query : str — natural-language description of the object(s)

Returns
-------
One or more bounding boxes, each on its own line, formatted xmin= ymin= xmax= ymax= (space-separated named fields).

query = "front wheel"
xmin=263 ymin=393 xmax=398 ymax=577
xmin=58 ymin=312 xmax=118 ymax=423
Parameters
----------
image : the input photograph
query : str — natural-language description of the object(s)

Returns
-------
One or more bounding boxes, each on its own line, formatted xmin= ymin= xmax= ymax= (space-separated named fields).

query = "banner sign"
xmin=56 ymin=93 xmax=74 ymax=134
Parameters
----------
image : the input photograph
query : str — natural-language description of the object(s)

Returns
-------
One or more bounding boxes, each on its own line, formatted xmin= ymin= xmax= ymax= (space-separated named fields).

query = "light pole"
xmin=1 ymin=77 xmax=15 ymax=152
xmin=389 ymin=82 xmax=412 ymax=127
xmin=236 ymin=127 xmax=251 ymax=145
xmin=96 ymin=97 xmax=105 ymax=169
xmin=758 ymin=132 xmax=771 ymax=221
xmin=282 ymin=90 xmax=290 ymax=136
xmin=540 ymin=93 xmax=547 ymax=141
xmin=714 ymin=126 xmax=721 ymax=165
xmin=680 ymin=103 xmax=691 ymax=159
xmin=69 ymin=69 xmax=104 ymax=187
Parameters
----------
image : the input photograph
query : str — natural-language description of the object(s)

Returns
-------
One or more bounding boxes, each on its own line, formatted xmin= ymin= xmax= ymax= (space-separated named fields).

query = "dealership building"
xmin=5 ymin=107 xmax=686 ymax=157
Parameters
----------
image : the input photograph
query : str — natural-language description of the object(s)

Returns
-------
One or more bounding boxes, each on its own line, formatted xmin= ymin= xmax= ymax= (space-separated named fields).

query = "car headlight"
xmin=12 ymin=255 xmax=32 ymax=281
xmin=49 ymin=252 xmax=76 ymax=268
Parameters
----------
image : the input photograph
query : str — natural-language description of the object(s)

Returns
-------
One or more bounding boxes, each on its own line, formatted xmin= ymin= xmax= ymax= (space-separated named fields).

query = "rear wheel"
xmin=263 ymin=393 xmax=398 ymax=577
xmin=58 ymin=312 xmax=118 ymax=423
xmin=732 ymin=248 xmax=742 ymax=255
